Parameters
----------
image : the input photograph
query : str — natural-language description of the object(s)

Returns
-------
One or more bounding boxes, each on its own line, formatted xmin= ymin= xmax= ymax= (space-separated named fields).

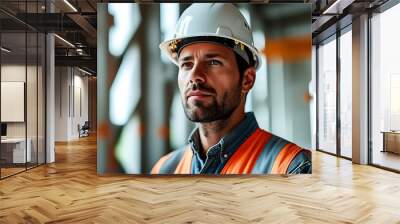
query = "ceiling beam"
xmin=67 ymin=13 xmax=97 ymax=40
xmin=55 ymin=55 xmax=96 ymax=72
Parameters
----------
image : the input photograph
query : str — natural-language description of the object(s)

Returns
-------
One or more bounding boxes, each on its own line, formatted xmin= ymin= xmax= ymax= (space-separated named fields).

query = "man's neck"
xmin=197 ymin=110 xmax=246 ymax=158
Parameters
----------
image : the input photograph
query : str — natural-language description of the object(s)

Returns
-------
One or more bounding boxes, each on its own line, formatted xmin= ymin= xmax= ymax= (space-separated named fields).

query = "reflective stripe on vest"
xmin=220 ymin=128 xmax=271 ymax=174
xmin=270 ymin=143 xmax=302 ymax=174
xmin=151 ymin=153 xmax=172 ymax=174
xmin=174 ymin=147 xmax=193 ymax=174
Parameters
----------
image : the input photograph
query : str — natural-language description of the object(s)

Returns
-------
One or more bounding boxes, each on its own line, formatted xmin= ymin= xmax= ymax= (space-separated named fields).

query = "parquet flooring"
xmin=0 ymin=134 xmax=400 ymax=223
xmin=1 ymin=167 xmax=26 ymax=178
xmin=372 ymin=150 xmax=400 ymax=171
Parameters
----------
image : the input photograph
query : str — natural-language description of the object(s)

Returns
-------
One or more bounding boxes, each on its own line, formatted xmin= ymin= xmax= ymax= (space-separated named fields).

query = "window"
xmin=339 ymin=28 xmax=352 ymax=158
xmin=371 ymin=3 xmax=400 ymax=171
xmin=318 ymin=36 xmax=337 ymax=154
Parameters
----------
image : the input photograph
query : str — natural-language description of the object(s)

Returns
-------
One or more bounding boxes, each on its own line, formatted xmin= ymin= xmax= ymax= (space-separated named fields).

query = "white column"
xmin=352 ymin=14 xmax=369 ymax=164
xmin=46 ymin=32 xmax=55 ymax=163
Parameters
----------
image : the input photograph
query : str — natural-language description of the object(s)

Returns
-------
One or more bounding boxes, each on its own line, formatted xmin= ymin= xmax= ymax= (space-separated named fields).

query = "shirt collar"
xmin=188 ymin=112 xmax=259 ymax=160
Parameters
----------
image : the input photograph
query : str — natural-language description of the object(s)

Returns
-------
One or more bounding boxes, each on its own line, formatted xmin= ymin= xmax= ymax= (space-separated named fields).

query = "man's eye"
xmin=180 ymin=62 xmax=193 ymax=69
xmin=208 ymin=60 xmax=222 ymax=66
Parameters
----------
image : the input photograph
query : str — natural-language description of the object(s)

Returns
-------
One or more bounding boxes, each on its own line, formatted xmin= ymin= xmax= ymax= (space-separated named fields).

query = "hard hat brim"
xmin=160 ymin=34 xmax=261 ymax=70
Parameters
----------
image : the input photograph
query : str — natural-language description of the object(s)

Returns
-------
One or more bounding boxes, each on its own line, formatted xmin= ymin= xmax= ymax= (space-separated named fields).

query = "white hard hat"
xmin=159 ymin=3 xmax=261 ymax=70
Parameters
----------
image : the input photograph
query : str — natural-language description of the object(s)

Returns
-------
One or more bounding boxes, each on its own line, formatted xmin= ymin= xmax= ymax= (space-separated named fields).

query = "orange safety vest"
xmin=163 ymin=128 xmax=304 ymax=174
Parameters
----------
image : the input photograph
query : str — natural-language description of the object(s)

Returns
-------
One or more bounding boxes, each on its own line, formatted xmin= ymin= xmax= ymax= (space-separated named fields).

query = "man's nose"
xmin=188 ymin=62 xmax=206 ymax=84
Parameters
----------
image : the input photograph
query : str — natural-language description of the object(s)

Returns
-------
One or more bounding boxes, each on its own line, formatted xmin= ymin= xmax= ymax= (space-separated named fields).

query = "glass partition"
xmin=27 ymin=31 xmax=38 ymax=169
xmin=0 ymin=1 xmax=46 ymax=179
xmin=1 ymin=31 xmax=28 ymax=177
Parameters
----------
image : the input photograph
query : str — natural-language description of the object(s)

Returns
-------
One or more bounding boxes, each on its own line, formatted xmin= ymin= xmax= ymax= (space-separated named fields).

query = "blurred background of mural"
xmin=97 ymin=3 xmax=312 ymax=174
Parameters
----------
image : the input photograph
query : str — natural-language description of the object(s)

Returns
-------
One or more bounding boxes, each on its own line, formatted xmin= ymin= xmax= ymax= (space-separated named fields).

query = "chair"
xmin=79 ymin=121 xmax=90 ymax=138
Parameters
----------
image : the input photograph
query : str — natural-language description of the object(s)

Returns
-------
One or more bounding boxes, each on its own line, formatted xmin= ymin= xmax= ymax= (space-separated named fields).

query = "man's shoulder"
xmin=287 ymin=150 xmax=312 ymax=174
xmin=254 ymin=129 xmax=311 ymax=174
xmin=151 ymin=145 xmax=189 ymax=174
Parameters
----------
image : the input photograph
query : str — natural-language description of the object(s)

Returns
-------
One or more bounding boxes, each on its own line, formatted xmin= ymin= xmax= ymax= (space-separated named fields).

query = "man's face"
xmin=177 ymin=42 xmax=243 ymax=122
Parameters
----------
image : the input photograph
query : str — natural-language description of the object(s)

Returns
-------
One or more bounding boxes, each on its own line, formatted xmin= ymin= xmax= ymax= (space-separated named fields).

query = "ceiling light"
xmin=323 ymin=0 xmax=341 ymax=14
xmin=77 ymin=67 xmax=93 ymax=76
xmin=63 ymin=0 xmax=78 ymax=12
xmin=323 ymin=0 xmax=354 ymax=15
xmin=54 ymin=34 xmax=75 ymax=48
xmin=1 ymin=47 xmax=11 ymax=53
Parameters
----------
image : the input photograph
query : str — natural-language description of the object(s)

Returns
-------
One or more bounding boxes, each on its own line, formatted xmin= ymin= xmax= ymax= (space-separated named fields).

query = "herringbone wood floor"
xmin=0 ymin=135 xmax=400 ymax=223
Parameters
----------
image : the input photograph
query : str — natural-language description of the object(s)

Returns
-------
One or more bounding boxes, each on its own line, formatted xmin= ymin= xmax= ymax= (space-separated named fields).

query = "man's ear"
xmin=241 ymin=67 xmax=256 ymax=94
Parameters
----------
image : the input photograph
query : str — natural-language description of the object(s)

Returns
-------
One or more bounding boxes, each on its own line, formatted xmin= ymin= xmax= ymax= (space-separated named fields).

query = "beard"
xmin=182 ymin=82 xmax=242 ymax=123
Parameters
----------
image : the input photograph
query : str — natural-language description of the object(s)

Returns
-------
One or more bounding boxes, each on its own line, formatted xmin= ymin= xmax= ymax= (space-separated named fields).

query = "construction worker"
xmin=152 ymin=3 xmax=311 ymax=174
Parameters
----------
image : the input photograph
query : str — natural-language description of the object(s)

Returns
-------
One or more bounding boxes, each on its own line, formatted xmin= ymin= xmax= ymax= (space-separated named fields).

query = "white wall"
xmin=55 ymin=66 xmax=68 ymax=141
xmin=1 ymin=65 xmax=41 ymax=138
xmin=55 ymin=67 xmax=89 ymax=141
xmin=1 ymin=65 xmax=26 ymax=136
xmin=1 ymin=64 xmax=46 ymax=163
xmin=73 ymin=73 xmax=89 ymax=137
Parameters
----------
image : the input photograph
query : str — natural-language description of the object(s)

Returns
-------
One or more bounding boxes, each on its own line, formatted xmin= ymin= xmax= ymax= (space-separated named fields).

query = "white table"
xmin=1 ymin=138 xmax=31 ymax=163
